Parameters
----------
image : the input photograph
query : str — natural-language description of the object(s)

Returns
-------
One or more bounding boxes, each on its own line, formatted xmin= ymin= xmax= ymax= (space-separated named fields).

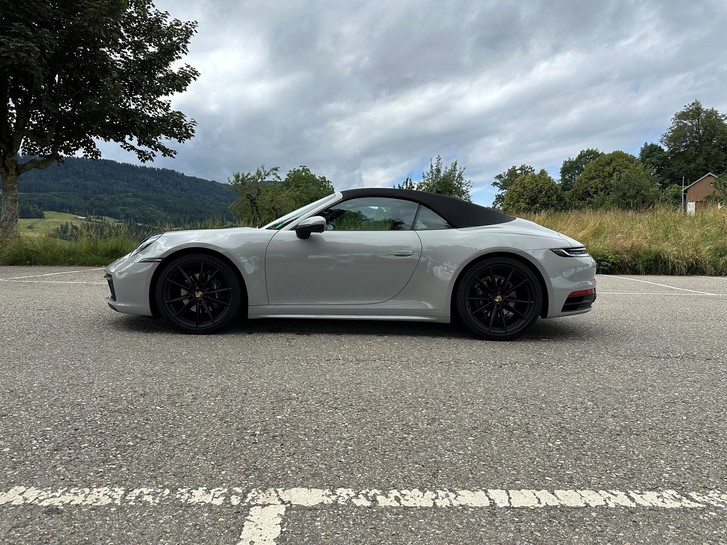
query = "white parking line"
xmin=0 ymin=268 xmax=103 ymax=280
xmin=2 ymin=485 xmax=726 ymax=544
xmin=596 ymin=292 xmax=727 ymax=296
xmin=599 ymin=275 xmax=718 ymax=295
xmin=0 ymin=280 xmax=106 ymax=284
xmin=0 ymin=269 xmax=104 ymax=283
xmin=0 ymin=268 xmax=106 ymax=285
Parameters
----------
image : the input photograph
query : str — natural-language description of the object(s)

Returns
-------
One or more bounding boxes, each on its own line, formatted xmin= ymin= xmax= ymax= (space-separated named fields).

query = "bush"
xmin=503 ymin=170 xmax=562 ymax=214
xmin=570 ymin=151 xmax=660 ymax=210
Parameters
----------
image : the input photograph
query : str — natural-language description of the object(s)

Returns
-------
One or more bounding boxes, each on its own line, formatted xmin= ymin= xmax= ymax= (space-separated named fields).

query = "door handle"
xmin=386 ymin=249 xmax=414 ymax=257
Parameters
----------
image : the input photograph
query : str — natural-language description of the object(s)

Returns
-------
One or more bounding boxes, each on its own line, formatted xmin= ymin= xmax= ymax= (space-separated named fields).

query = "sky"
xmin=99 ymin=0 xmax=727 ymax=206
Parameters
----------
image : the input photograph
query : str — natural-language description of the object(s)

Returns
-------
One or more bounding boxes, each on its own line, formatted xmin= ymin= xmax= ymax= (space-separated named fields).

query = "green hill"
xmin=9 ymin=157 xmax=235 ymax=224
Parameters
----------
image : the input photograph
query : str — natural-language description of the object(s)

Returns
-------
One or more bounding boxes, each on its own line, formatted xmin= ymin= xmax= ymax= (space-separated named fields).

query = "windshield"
xmin=262 ymin=193 xmax=340 ymax=230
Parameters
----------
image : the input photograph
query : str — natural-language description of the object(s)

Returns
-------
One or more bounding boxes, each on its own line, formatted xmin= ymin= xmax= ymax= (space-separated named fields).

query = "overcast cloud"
xmin=100 ymin=0 xmax=727 ymax=205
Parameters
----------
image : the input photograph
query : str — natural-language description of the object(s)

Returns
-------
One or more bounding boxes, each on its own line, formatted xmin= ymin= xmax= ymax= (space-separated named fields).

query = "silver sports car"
xmin=105 ymin=188 xmax=596 ymax=339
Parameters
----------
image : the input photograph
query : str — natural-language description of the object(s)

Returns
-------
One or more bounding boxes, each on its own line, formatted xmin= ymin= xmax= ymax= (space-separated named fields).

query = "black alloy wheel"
xmin=155 ymin=254 xmax=242 ymax=333
xmin=456 ymin=257 xmax=542 ymax=340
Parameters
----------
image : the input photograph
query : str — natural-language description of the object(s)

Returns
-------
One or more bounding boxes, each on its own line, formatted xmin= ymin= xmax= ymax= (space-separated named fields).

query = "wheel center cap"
xmin=195 ymin=290 xmax=204 ymax=299
xmin=494 ymin=294 xmax=503 ymax=303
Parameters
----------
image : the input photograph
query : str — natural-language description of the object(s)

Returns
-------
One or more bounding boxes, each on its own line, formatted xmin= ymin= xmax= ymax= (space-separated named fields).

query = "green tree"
xmin=661 ymin=100 xmax=727 ymax=185
xmin=559 ymin=149 xmax=602 ymax=193
xmin=0 ymin=0 xmax=199 ymax=239
xmin=229 ymin=166 xmax=281 ymax=226
xmin=503 ymin=170 xmax=562 ymax=214
xmin=394 ymin=177 xmax=417 ymax=190
xmin=411 ymin=156 xmax=472 ymax=201
xmin=570 ymin=151 xmax=659 ymax=210
xmin=492 ymin=164 xmax=535 ymax=209
xmin=229 ymin=165 xmax=334 ymax=226
xmin=280 ymin=166 xmax=334 ymax=210
xmin=662 ymin=184 xmax=684 ymax=208
xmin=639 ymin=142 xmax=673 ymax=189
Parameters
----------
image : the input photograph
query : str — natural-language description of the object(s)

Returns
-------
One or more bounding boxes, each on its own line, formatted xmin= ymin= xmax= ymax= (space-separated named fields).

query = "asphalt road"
xmin=0 ymin=267 xmax=725 ymax=544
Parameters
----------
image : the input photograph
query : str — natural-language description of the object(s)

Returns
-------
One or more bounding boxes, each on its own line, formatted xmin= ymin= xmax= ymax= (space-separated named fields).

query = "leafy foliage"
xmin=416 ymin=156 xmax=472 ymax=201
xmin=492 ymin=165 xmax=535 ymax=209
xmin=570 ymin=151 xmax=660 ymax=210
xmin=661 ymin=100 xmax=727 ymax=184
xmin=0 ymin=0 xmax=199 ymax=238
xmin=395 ymin=156 xmax=472 ymax=201
xmin=503 ymin=170 xmax=562 ymax=214
xmin=3 ymin=157 xmax=235 ymax=224
xmin=559 ymin=149 xmax=602 ymax=193
xmin=279 ymin=166 xmax=335 ymax=210
xmin=662 ymin=184 xmax=684 ymax=208
xmin=639 ymin=143 xmax=673 ymax=189
xmin=394 ymin=177 xmax=417 ymax=190
xmin=19 ymin=200 xmax=44 ymax=219
xmin=229 ymin=165 xmax=333 ymax=226
xmin=228 ymin=166 xmax=282 ymax=227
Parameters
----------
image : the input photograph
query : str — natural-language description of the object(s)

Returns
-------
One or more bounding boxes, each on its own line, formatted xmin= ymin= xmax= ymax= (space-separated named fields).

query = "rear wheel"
xmin=155 ymin=254 xmax=242 ymax=334
xmin=456 ymin=257 xmax=542 ymax=340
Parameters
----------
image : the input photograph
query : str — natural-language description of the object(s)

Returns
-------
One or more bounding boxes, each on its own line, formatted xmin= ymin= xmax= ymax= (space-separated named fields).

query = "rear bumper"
xmin=561 ymin=288 xmax=597 ymax=313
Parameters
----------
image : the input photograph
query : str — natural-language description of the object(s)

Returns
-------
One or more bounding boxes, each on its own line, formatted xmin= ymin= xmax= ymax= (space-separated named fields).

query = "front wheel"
xmin=455 ymin=257 xmax=542 ymax=340
xmin=155 ymin=254 xmax=242 ymax=334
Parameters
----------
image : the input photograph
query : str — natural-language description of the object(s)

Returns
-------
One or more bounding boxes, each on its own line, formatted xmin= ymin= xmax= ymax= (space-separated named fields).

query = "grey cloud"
xmin=98 ymin=0 xmax=727 ymax=205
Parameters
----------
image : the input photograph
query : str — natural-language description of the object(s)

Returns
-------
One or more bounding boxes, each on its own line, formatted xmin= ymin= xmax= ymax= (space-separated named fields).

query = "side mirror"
xmin=295 ymin=216 xmax=326 ymax=239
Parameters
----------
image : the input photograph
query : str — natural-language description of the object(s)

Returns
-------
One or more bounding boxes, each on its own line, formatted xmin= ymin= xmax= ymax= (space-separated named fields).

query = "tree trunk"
xmin=0 ymin=166 xmax=20 ymax=240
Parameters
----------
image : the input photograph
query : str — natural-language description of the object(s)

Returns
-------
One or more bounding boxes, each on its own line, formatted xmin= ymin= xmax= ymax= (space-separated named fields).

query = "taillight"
xmin=562 ymin=288 xmax=596 ymax=312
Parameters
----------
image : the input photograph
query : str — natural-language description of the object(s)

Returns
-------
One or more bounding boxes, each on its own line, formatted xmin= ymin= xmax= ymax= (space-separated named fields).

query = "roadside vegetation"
xmin=2 ymin=206 xmax=726 ymax=274
xmin=2 ymin=95 xmax=727 ymax=274
xmin=0 ymin=216 xmax=231 ymax=266
xmin=525 ymin=206 xmax=727 ymax=275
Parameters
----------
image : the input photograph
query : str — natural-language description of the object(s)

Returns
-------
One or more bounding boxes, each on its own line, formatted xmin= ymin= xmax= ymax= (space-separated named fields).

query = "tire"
xmin=455 ymin=257 xmax=542 ymax=340
xmin=154 ymin=253 xmax=242 ymax=334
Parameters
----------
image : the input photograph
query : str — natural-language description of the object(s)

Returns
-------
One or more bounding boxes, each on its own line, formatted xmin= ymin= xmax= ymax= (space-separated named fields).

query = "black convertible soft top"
xmin=339 ymin=188 xmax=514 ymax=228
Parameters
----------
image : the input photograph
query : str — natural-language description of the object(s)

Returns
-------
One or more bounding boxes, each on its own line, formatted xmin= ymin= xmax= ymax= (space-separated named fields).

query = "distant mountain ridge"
xmin=16 ymin=157 xmax=235 ymax=224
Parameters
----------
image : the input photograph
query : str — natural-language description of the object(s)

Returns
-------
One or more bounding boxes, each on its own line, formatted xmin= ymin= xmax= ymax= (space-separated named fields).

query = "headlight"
xmin=551 ymin=247 xmax=590 ymax=257
xmin=132 ymin=234 xmax=162 ymax=256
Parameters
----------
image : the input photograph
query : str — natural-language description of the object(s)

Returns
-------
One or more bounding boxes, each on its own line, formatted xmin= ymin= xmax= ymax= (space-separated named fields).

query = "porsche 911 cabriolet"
xmin=105 ymin=188 xmax=596 ymax=339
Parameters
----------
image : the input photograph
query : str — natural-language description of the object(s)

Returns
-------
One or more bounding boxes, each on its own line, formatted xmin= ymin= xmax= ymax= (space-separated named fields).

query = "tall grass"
xmin=0 ymin=233 xmax=138 ymax=266
xmin=525 ymin=206 xmax=727 ymax=275
xmin=2 ymin=208 xmax=727 ymax=274
xmin=0 ymin=216 xmax=236 ymax=266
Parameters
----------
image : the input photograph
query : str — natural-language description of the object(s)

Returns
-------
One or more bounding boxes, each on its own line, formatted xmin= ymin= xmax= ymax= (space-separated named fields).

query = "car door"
xmin=265 ymin=197 xmax=423 ymax=305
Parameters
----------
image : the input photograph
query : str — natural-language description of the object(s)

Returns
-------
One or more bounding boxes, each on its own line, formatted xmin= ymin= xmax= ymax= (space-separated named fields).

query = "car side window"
xmin=320 ymin=197 xmax=418 ymax=231
xmin=414 ymin=206 xmax=452 ymax=230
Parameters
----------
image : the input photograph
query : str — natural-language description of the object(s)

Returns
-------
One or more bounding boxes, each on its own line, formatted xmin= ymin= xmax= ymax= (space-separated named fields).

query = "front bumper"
xmin=104 ymin=255 xmax=158 ymax=317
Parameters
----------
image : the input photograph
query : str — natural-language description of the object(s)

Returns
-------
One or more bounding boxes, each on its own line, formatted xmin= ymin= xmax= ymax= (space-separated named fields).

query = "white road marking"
xmin=2 ymin=485 xmax=725 ymax=544
xmin=0 ymin=269 xmax=103 ymax=281
xmin=599 ymin=275 xmax=718 ymax=295
xmin=0 ymin=269 xmax=105 ymax=284
xmin=597 ymin=292 xmax=727 ymax=296
xmin=0 ymin=280 xmax=106 ymax=284
xmin=238 ymin=505 xmax=286 ymax=545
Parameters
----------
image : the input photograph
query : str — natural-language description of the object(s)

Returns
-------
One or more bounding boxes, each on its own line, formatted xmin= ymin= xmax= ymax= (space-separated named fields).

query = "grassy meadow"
xmin=1 ymin=207 xmax=727 ymax=274
xmin=1 ymin=228 xmax=137 ymax=266
xmin=524 ymin=206 xmax=727 ymax=275
xmin=18 ymin=211 xmax=89 ymax=237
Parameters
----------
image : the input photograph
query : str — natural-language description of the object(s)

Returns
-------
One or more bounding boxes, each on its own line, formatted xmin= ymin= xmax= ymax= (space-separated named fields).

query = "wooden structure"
xmin=683 ymin=173 xmax=718 ymax=214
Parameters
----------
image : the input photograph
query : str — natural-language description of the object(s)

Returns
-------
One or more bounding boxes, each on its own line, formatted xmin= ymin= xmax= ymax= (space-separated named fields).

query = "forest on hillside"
xmin=10 ymin=157 xmax=235 ymax=224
